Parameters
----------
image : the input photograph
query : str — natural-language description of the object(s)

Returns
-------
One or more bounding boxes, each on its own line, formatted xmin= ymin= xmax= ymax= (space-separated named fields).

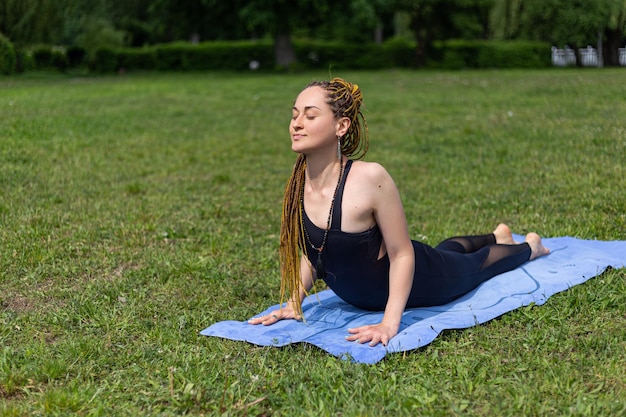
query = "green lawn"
xmin=1 ymin=68 xmax=625 ymax=416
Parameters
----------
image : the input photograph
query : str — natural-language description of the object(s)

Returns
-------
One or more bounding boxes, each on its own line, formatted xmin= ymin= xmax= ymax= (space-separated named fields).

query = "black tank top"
xmin=303 ymin=160 xmax=390 ymax=310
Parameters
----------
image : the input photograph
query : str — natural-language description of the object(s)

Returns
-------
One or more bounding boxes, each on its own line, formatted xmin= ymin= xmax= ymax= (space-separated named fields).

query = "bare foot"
xmin=493 ymin=223 xmax=516 ymax=245
xmin=525 ymin=232 xmax=550 ymax=260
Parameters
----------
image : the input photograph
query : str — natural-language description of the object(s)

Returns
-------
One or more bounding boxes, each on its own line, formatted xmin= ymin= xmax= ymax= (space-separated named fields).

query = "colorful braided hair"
xmin=279 ymin=78 xmax=369 ymax=318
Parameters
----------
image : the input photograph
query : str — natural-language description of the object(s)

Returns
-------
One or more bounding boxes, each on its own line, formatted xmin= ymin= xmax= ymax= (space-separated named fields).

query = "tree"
xmin=516 ymin=0 xmax=626 ymax=66
xmin=238 ymin=0 xmax=396 ymax=68
xmin=0 ymin=0 xmax=66 ymax=45
xmin=602 ymin=0 xmax=626 ymax=66
xmin=395 ymin=0 xmax=495 ymax=66
xmin=489 ymin=0 xmax=524 ymax=40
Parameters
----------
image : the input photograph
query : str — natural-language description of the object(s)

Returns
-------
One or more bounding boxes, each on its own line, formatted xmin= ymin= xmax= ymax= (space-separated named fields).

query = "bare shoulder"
xmin=339 ymin=160 xmax=407 ymax=233
xmin=349 ymin=160 xmax=394 ymax=184
xmin=341 ymin=160 xmax=398 ymax=232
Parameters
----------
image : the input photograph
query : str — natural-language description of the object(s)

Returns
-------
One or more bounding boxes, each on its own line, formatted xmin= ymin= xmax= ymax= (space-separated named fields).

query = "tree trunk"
xmin=274 ymin=32 xmax=296 ymax=69
xmin=604 ymin=28 xmax=622 ymax=66
xmin=410 ymin=11 xmax=429 ymax=67
xmin=597 ymin=29 xmax=603 ymax=67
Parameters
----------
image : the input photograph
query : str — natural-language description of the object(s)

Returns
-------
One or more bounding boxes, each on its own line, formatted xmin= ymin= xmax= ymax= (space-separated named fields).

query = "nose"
xmin=291 ymin=114 xmax=303 ymax=129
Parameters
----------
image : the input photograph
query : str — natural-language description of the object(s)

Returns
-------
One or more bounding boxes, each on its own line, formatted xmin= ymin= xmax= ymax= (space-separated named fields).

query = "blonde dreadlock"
xmin=279 ymin=78 xmax=369 ymax=319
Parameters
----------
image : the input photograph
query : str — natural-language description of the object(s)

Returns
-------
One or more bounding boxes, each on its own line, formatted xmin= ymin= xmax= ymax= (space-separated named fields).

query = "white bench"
xmin=579 ymin=45 xmax=599 ymax=67
xmin=551 ymin=46 xmax=577 ymax=66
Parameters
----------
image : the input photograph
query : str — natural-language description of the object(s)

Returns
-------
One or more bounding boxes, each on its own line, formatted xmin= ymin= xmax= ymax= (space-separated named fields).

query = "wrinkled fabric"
xmin=201 ymin=235 xmax=626 ymax=364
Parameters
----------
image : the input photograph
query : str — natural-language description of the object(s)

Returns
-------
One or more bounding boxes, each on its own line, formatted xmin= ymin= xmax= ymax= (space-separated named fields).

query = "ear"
xmin=335 ymin=117 xmax=351 ymax=137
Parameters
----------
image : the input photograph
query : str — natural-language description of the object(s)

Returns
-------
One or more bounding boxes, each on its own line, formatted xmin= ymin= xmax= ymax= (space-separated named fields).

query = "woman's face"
xmin=289 ymin=86 xmax=340 ymax=155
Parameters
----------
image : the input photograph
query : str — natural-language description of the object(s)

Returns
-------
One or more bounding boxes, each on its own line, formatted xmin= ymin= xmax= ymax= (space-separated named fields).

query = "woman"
xmin=249 ymin=78 xmax=550 ymax=347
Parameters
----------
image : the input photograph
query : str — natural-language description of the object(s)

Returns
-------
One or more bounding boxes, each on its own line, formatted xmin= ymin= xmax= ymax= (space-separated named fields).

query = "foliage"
xmin=493 ymin=0 xmax=626 ymax=46
xmin=87 ymin=40 xmax=392 ymax=72
xmin=513 ymin=0 xmax=626 ymax=65
xmin=145 ymin=0 xmax=247 ymax=42
xmin=75 ymin=16 xmax=126 ymax=62
xmin=13 ymin=47 xmax=35 ymax=73
xmin=394 ymin=0 xmax=495 ymax=65
xmin=489 ymin=0 xmax=524 ymax=40
xmin=0 ymin=69 xmax=625 ymax=416
xmin=0 ymin=0 xmax=65 ymax=45
xmin=429 ymin=39 xmax=551 ymax=69
xmin=0 ymin=32 xmax=16 ymax=74
xmin=80 ymin=38 xmax=549 ymax=73
xmin=1 ymin=0 xmax=625 ymax=68
xmin=293 ymin=40 xmax=395 ymax=70
xmin=29 ymin=45 xmax=69 ymax=71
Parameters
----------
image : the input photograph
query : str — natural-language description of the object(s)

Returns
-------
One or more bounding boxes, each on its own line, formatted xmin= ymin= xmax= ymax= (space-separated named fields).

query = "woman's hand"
xmin=247 ymin=303 xmax=301 ymax=326
xmin=345 ymin=322 xmax=398 ymax=347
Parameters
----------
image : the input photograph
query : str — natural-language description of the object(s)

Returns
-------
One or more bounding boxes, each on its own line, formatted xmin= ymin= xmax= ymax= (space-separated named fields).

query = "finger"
xmin=350 ymin=333 xmax=373 ymax=344
xmin=247 ymin=316 xmax=264 ymax=325
xmin=347 ymin=326 xmax=371 ymax=334
xmin=345 ymin=332 xmax=368 ymax=343
xmin=368 ymin=336 xmax=380 ymax=347
xmin=263 ymin=313 xmax=281 ymax=325
xmin=248 ymin=311 xmax=278 ymax=325
xmin=344 ymin=334 xmax=360 ymax=342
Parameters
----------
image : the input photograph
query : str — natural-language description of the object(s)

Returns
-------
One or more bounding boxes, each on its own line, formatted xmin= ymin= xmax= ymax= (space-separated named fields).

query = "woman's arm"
xmin=345 ymin=163 xmax=415 ymax=346
xmin=248 ymin=254 xmax=314 ymax=325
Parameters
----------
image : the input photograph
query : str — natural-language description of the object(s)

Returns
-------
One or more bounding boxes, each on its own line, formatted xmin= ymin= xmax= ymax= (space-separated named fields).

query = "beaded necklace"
xmin=301 ymin=158 xmax=344 ymax=280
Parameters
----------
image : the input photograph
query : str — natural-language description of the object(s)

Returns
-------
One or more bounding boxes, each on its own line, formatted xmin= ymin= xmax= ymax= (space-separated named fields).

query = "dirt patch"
xmin=1 ymin=294 xmax=34 ymax=314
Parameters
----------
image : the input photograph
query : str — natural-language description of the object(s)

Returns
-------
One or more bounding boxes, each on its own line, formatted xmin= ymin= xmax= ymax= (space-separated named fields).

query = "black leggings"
xmin=436 ymin=233 xmax=531 ymax=270
xmin=406 ymin=233 xmax=531 ymax=307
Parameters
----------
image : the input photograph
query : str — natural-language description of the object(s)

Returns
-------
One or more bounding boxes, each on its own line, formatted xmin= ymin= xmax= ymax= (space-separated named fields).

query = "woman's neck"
xmin=305 ymin=155 xmax=345 ymax=192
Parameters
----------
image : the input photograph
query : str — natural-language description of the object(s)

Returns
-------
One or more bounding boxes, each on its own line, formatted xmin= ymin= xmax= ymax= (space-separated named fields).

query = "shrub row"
xmin=429 ymin=40 xmax=551 ymax=69
xmin=90 ymin=39 xmax=550 ymax=73
xmin=0 ymin=37 xmax=551 ymax=75
xmin=93 ymin=40 xmax=276 ymax=72
xmin=91 ymin=39 xmax=402 ymax=72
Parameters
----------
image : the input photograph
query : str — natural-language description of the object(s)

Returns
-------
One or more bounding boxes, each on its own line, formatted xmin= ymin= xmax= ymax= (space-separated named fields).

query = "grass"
xmin=1 ymin=68 xmax=625 ymax=416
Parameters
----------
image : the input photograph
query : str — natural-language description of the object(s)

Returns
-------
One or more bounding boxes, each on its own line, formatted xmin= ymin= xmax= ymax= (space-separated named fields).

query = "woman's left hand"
xmin=345 ymin=322 xmax=398 ymax=347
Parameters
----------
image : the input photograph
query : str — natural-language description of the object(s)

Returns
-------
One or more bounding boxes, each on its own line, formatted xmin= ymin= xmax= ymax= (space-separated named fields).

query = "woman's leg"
xmin=435 ymin=223 xmax=548 ymax=269
xmin=435 ymin=223 xmax=515 ymax=253
xmin=408 ymin=227 xmax=549 ymax=307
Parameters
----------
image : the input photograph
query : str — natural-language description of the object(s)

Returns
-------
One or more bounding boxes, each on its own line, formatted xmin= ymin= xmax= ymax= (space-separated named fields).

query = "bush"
xmin=477 ymin=41 xmax=550 ymax=68
xmin=15 ymin=48 xmax=35 ymax=72
xmin=0 ymin=33 xmax=16 ymax=75
xmin=87 ymin=39 xmax=416 ymax=73
xmin=84 ymin=39 xmax=551 ymax=74
xmin=429 ymin=40 xmax=551 ymax=69
xmin=384 ymin=37 xmax=417 ymax=68
xmin=76 ymin=17 xmax=125 ymax=62
xmin=30 ymin=45 xmax=68 ymax=71
xmin=154 ymin=41 xmax=273 ymax=71
xmin=90 ymin=47 xmax=118 ymax=73
xmin=294 ymin=40 xmax=396 ymax=70
xmin=117 ymin=48 xmax=156 ymax=71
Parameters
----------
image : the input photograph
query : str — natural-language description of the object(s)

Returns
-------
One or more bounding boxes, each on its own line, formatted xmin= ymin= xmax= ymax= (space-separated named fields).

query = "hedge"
xmin=1 ymin=38 xmax=552 ymax=74
xmin=85 ymin=39 xmax=418 ymax=73
xmin=0 ymin=33 xmax=16 ymax=75
xmin=30 ymin=45 xmax=69 ymax=71
xmin=429 ymin=40 xmax=551 ymax=69
xmin=89 ymin=39 xmax=549 ymax=73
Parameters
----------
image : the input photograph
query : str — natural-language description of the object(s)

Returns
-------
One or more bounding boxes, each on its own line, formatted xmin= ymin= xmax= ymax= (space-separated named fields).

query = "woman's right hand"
xmin=247 ymin=302 xmax=302 ymax=325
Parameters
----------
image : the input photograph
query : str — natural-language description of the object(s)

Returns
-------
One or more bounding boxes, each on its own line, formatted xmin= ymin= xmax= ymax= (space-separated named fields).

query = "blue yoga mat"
xmin=201 ymin=236 xmax=625 ymax=364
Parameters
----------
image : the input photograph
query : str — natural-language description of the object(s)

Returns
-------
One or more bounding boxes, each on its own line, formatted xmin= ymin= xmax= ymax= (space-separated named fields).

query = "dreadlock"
xmin=279 ymin=78 xmax=369 ymax=318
